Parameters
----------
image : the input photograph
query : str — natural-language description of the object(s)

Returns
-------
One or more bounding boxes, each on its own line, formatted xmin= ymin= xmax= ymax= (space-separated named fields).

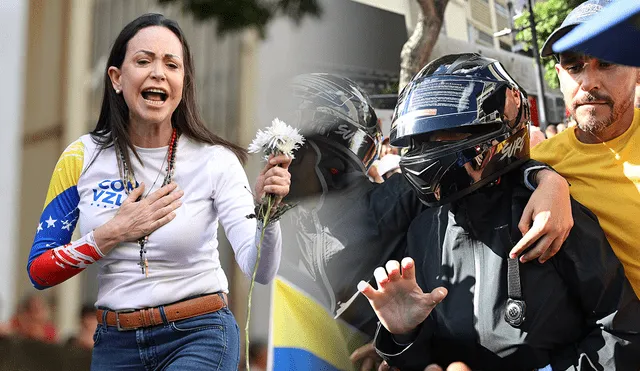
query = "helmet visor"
xmin=391 ymin=76 xmax=516 ymax=146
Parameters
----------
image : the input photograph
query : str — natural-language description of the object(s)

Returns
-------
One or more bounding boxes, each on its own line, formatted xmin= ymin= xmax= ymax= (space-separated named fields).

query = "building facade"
xmin=353 ymin=0 xmax=566 ymax=125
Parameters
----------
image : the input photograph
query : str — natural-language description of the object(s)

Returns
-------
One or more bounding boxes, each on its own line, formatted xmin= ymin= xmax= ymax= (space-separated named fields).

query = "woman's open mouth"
xmin=141 ymin=88 xmax=168 ymax=106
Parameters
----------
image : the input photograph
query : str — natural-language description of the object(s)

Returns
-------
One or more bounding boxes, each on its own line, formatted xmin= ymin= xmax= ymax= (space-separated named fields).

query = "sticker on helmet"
xmin=335 ymin=124 xmax=355 ymax=140
xmin=408 ymin=79 xmax=477 ymax=112
xmin=499 ymin=136 xmax=525 ymax=161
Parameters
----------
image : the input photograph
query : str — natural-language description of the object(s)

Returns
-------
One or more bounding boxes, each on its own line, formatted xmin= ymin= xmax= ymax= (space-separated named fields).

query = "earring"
xmin=115 ymin=89 xmax=121 ymax=94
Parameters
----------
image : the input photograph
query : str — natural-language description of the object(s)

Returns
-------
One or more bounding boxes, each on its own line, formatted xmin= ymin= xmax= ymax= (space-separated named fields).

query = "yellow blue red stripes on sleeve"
xmin=28 ymin=140 xmax=84 ymax=288
xmin=43 ymin=140 xmax=84 ymax=209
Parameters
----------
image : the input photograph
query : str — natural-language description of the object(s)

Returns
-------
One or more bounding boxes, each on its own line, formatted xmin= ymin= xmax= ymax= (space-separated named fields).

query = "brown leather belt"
xmin=96 ymin=293 xmax=227 ymax=331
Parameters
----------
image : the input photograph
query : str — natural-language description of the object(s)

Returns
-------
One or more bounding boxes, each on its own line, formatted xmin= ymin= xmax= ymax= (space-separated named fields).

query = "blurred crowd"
xmin=0 ymin=295 xmax=96 ymax=352
xmin=0 ymin=295 xmax=269 ymax=367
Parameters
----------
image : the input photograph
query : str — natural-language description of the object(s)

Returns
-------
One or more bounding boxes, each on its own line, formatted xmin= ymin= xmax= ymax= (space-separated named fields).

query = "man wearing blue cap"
xmin=533 ymin=0 xmax=640 ymax=297
xmin=553 ymin=0 xmax=640 ymax=67
xmin=539 ymin=0 xmax=616 ymax=58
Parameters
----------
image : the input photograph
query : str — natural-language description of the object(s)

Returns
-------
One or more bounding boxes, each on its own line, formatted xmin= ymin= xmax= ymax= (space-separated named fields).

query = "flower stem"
xmin=246 ymin=194 xmax=274 ymax=371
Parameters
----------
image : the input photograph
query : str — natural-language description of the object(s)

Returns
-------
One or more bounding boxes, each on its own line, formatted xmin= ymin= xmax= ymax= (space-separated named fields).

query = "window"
xmin=545 ymin=96 xmax=567 ymax=123
xmin=495 ymin=2 xmax=510 ymax=17
xmin=477 ymin=29 xmax=494 ymax=46
xmin=546 ymin=97 xmax=556 ymax=121
xmin=468 ymin=25 xmax=494 ymax=46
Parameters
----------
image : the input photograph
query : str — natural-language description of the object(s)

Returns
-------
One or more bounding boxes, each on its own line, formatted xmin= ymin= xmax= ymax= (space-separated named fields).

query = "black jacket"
xmin=279 ymin=173 xmax=423 ymax=335
xmin=279 ymin=160 xmax=560 ymax=336
xmin=374 ymin=172 xmax=640 ymax=370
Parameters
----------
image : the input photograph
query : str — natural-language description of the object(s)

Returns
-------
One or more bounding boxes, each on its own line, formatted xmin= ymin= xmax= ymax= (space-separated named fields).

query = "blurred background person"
xmin=238 ymin=340 xmax=268 ymax=371
xmin=10 ymin=294 xmax=58 ymax=344
xmin=545 ymin=124 xmax=558 ymax=138
xmin=0 ymin=299 xmax=13 ymax=338
xmin=65 ymin=304 xmax=97 ymax=350
xmin=368 ymin=138 xmax=402 ymax=184
xmin=0 ymin=322 xmax=12 ymax=338
xmin=249 ymin=340 xmax=268 ymax=371
xmin=556 ymin=122 xmax=567 ymax=133
xmin=530 ymin=125 xmax=546 ymax=146
xmin=368 ymin=118 xmax=402 ymax=184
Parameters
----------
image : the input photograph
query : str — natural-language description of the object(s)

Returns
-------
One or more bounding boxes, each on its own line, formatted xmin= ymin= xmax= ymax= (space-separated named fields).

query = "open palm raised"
xmin=358 ymin=257 xmax=448 ymax=335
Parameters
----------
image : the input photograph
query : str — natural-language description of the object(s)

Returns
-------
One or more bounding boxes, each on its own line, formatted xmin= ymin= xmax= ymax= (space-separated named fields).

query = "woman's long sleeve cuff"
xmin=28 ymin=230 xmax=104 ymax=289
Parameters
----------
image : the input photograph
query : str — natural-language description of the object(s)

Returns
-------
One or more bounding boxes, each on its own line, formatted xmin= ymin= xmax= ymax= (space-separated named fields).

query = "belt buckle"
xmin=115 ymin=309 xmax=136 ymax=332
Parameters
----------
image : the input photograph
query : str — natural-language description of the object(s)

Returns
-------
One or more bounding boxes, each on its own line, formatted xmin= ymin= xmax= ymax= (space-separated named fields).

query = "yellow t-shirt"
xmin=532 ymin=109 xmax=640 ymax=297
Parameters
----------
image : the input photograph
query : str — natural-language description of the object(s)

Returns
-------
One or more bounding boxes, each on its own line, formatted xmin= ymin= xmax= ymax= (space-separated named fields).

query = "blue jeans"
xmin=91 ymin=306 xmax=240 ymax=370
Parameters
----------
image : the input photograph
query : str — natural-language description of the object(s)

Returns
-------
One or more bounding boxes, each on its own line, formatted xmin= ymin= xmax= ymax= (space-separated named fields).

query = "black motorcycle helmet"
xmin=287 ymin=73 xmax=382 ymax=196
xmin=291 ymin=73 xmax=381 ymax=171
xmin=391 ymin=53 xmax=531 ymax=207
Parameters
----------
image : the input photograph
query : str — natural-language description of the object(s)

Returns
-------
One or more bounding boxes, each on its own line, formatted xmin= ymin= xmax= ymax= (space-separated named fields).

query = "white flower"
xmin=276 ymin=140 xmax=298 ymax=159
xmin=247 ymin=129 xmax=271 ymax=154
xmin=248 ymin=118 xmax=305 ymax=160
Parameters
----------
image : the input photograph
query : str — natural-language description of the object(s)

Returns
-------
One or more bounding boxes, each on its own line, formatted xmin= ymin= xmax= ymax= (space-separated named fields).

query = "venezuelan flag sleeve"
xmin=27 ymin=139 xmax=103 ymax=289
xmin=270 ymin=277 xmax=368 ymax=371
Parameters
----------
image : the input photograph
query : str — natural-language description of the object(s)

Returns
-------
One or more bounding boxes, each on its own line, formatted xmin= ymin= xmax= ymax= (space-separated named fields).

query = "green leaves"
xmin=514 ymin=0 xmax=585 ymax=89
xmin=158 ymin=0 xmax=322 ymax=38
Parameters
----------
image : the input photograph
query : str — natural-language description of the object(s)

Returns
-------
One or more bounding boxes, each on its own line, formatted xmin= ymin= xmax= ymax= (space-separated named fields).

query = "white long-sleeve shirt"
xmin=28 ymin=134 xmax=281 ymax=310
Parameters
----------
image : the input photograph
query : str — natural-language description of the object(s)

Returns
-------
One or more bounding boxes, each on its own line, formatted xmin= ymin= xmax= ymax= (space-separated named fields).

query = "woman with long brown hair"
xmin=26 ymin=13 xmax=290 ymax=370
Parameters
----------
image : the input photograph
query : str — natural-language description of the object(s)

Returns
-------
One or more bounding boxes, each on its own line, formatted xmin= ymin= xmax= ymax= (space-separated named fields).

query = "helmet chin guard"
xmin=400 ymin=125 xmax=529 ymax=207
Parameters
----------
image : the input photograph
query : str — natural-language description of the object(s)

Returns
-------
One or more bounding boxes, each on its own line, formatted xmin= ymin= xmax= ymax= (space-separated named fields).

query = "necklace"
xmin=115 ymin=128 xmax=179 ymax=277
xmin=588 ymin=130 xmax=623 ymax=161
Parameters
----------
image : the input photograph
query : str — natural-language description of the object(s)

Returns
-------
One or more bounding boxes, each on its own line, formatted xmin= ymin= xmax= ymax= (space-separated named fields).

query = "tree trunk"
xmin=399 ymin=0 xmax=449 ymax=91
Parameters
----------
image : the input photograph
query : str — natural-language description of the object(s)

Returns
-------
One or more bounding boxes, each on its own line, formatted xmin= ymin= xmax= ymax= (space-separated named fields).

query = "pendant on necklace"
xmin=138 ymin=236 xmax=149 ymax=276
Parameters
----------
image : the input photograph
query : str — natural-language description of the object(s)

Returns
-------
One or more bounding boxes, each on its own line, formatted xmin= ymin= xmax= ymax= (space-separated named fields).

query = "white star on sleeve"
xmin=45 ymin=216 xmax=57 ymax=228
xmin=37 ymin=223 xmax=43 ymax=233
xmin=61 ymin=220 xmax=73 ymax=231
